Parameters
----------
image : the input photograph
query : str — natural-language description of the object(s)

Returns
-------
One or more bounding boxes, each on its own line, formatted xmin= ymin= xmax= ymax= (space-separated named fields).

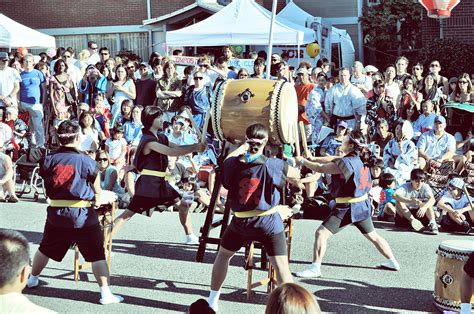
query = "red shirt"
xmin=295 ymin=83 xmax=315 ymax=124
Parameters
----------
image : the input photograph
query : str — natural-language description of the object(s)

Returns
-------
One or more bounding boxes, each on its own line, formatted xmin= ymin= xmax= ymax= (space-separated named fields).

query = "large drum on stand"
xmin=433 ymin=240 xmax=474 ymax=311
xmin=211 ymin=79 xmax=298 ymax=145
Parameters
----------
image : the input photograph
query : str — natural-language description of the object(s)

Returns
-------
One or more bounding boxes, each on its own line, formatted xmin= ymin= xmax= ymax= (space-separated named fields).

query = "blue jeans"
xmin=20 ymin=102 xmax=45 ymax=148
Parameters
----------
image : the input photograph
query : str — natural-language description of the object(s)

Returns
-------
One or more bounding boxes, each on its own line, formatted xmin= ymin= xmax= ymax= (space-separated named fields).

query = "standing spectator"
xmin=87 ymin=41 xmax=100 ymax=65
xmin=384 ymin=65 xmax=400 ymax=108
xmin=9 ymin=59 xmax=22 ymax=74
xmin=126 ymin=60 xmax=140 ymax=81
xmin=123 ymin=105 xmax=143 ymax=147
xmin=0 ymin=52 xmax=20 ymax=110
xmin=449 ymin=73 xmax=474 ymax=103
xmin=428 ymin=60 xmax=448 ymax=94
xmin=99 ymin=47 xmax=110 ymax=64
xmin=19 ymin=54 xmax=46 ymax=148
xmin=295 ymin=68 xmax=315 ymax=140
xmin=183 ymin=72 xmax=212 ymax=128
xmin=324 ymin=67 xmax=367 ymax=131
xmin=394 ymin=56 xmax=410 ymax=85
xmin=156 ymin=61 xmax=182 ymax=122
xmin=50 ymin=59 xmax=78 ymax=126
xmin=107 ymin=64 xmax=136 ymax=127
xmin=250 ymin=57 xmax=266 ymax=79
xmin=412 ymin=62 xmax=424 ymax=92
xmin=78 ymin=65 xmax=108 ymax=108
xmin=400 ymin=76 xmax=422 ymax=113
xmin=190 ymin=56 xmax=226 ymax=87
xmin=393 ymin=169 xmax=437 ymax=234
xmin=135 ymin=63 xmax=156 ymax=108
xmin=421 ymin=73 xmax=443 ymax=113
xmin=0 ymin=230 xmax=53 ymax=312
xmin=417 ymin=115 xmax=456 ymax=171
xmin=77 ymin=49 xmax=90 ymax=75
xmin=222 ymin=46 xmax=234 ymax=61
xmin=104 ymin=58 xmax=116 ymax=81
xmin=365 ymin=80 xmax=386 ymax=138
xmin=350 ymin=61 xmax=372 ymax=96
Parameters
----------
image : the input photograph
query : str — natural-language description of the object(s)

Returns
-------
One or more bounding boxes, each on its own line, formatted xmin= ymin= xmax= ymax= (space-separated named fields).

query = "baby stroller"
xmin=14 ymin=148 xmax=47 ymax=201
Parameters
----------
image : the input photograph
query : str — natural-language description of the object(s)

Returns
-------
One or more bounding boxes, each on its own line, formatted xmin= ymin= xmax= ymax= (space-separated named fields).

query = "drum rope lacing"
xmin=436 ymin=248 xmax=471 ymax=261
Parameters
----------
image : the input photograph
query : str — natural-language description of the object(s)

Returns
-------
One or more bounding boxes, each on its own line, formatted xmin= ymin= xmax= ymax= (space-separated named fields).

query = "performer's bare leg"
xmin=364 ymin=231 xmax=395 ymax=259
xmin=176 ymin=202 xmax=193 ymax=235
xmin=207 ymin=247 xmax=236 ymax=312
xmin=92 ymin=260 xmax=111 ymax=286
xmin=313 ymin=225 xmax=333 ymax=262
xmin=30 ymin=250 xmax=49 ymax=277
xmin=269 ymin=255 xmax=294 ymax=284
xmin=109 ymin=209 xmax=136 ymax=240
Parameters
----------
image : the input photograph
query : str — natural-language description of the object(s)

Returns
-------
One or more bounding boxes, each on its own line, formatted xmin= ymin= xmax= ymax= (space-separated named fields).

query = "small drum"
xmin=211 ymin=79 xmax=298 ymax=145
xmin=434 ymin=240 xmax=474 ymax=311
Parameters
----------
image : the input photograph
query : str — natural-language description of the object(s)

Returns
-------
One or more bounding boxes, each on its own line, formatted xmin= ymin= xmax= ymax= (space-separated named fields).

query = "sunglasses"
xmin=430 ymin=64 xmax=439 ymax=68
xmin=90 ymin=47 xmax=98 ymax=50
xmin=100 ymin=53 xmax=109 ymax=56
xmin=246 ymin=138 xmax=266 ymax=145
xmin=194 ymin=77 xmax=203 ymax=80
xmin=459 ymin=81 xmax=468 ymax=84
xmin=128 ymin=66 xmax=135 ymax=69
xmin=98 ymin=158 xmax=108 ymax=162
xmin=413 ymin=67 xmax=421 ymax=70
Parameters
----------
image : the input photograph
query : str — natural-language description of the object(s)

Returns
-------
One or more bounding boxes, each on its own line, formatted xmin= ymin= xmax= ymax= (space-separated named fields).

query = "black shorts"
xmin=39 ymin=222 xmax=105 ymax=262
xmin=395 ymin=208 xmax=430 ymax=228
xmin=128 ymin=195 xmax=179 ymax=215
xmin=464 ymin=253 xmax=474 ymax=278
xmin=440 ymin=212 xmax=473 ymax=232
xmin=220 ymin=227 xmax=287 ymax=257
xmin=322 ymin=210 xmax=375 ymax=235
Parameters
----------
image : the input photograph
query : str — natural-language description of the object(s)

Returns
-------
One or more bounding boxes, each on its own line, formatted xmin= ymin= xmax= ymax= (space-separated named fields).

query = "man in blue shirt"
xmin=19 ymin=54 xmax=46 ymax=148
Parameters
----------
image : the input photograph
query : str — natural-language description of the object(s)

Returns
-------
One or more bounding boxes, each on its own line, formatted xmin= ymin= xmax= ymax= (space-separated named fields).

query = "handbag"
xmin=54 ymin=75 xmax=76 ymax=105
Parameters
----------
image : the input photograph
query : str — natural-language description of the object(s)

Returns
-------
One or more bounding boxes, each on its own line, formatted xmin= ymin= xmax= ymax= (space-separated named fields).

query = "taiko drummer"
xmin=27 ymin=120 xmax=123 ymax=305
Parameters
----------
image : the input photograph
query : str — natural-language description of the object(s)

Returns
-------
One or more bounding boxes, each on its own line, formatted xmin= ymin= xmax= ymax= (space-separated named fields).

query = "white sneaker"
xmin=295 ymin=267 xmax=321 ymax=278
xmin=27 ymin=275 xmax=39 ymax=288
xmin=99 ymin=294 xmax=124 ymax=305
xmin=185 ymin=234 xmax=199 ymax=245
xmin=379 ymin=260 xmax=400 ymax=271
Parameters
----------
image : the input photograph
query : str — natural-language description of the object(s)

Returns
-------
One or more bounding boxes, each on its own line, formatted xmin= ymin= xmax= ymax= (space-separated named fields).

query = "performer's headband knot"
xmin=57 ymin=132 xmax=79 ymax=138
xmin=245 ymin=137 xmax=266 ymax=145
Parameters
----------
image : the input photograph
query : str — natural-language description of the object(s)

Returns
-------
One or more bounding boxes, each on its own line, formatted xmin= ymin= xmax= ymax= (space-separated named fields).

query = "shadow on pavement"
xmin=302 ymin=278 xmax=436 ymax=312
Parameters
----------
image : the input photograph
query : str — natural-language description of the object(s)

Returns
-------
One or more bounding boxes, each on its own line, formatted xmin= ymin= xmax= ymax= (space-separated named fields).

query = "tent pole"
xmin=297 ymin=44 xmax=300 ymax=65
xmin=265 ymin=0 xmax=277 ymax=80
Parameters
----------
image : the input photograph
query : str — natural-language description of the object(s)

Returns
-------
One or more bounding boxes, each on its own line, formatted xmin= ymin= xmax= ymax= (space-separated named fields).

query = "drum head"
xmin=439 ymin=240 xmax=474 ymax=253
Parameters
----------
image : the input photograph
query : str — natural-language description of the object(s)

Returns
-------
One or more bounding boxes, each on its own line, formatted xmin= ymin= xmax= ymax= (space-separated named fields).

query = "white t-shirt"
xmin=105 ymin=137 xmax=126 ymax=160
xmin=0 ymin=66 xmax=21 ymax=106
xmin=79 ymin=128 xmax=99 ymax=152
xmin=439 ymin=192 xmax=472 ymax=211
xmin=0 ymin=292 xmax=56 ymax=314
xmin=396 ymin=182 xmax=433 ymax=209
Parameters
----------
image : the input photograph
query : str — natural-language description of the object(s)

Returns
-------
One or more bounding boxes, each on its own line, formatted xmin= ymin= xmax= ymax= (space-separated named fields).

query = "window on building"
xmin=120 ymin=32 xmax=148 ymax=61
xmin=87 ymin=34 xmax=118 ymax=57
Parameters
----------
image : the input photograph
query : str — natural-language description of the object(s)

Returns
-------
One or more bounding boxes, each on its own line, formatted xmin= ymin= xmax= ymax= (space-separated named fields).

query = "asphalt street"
xmin=1 ymin=197 xmax=472 ymax=313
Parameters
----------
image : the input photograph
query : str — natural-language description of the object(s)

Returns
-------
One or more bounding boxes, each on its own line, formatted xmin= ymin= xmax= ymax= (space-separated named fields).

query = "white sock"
xmin=311 ymin=262 xmax=321 ymax=271
xmin=460 ymin=303 xmax=472 ymax=314
xmin=100 ymin=285 xmax=113 ymax=299
xmin=208 ymin=290 xmax=221 ymax=311
xmin=430 ymin=219 xmax=437 ymax=225
xmin=27 ymin=274 xmax=39 ymax=287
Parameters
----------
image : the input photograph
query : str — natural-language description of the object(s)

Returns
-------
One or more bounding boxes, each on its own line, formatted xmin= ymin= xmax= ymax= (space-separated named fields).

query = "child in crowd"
xmin=378 ymin=173 xmax=397 ymax=221
xmin=438 ymin=177 xmax=473 ymax=234
xmin=93 ymin=94 xmax=111 ymax=139
xmin=368 ymin=158 xmax=384 ymax=215
xmin=105 ymin=124 xmax=127 ymax=170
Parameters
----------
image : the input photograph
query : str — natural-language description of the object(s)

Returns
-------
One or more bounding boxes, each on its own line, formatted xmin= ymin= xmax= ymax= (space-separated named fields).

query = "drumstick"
xmin=298 ymin=121 xmax=310 ymax=158
xmin=293 ymin=124 xmax=301 ymax=158
xmin=201 ymin=108 xmax=211 ymax=144
xmin=184 ymin=108 xmax=202 ymax=139
xmin=463 ymin=185 xmax=474 ymax=211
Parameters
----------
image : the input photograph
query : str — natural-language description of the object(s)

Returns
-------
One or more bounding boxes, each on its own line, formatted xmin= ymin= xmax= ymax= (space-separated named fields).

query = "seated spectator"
xmin=166 ymin=115 xmax=197 ymax=146
xmin=78 ymin=111 xmax=99 ymax=153
xmin=377 ymin=173 xmax=397 ymax=221
xmin=393 ymin=169 xmax=437 ymax=234
xmin=383 ymin=120 xmax=418 ymax=186
xmin=399 ymin=103 xmax=420 ymax=123
xmin=319 ymin=121 xmax=348 ymax=157
xmin=438 ymin=178 xmax=473 ymax=234
xmin=413 ymin=100 xmax=436 ymax=138
xmin=4 ymin=107 xmax=28 ymax=154
xmin=0 ymin=118 xmax=12 ymax=149
xmin=123 ymin=105 xmax=143 ymax=147
xmin=216 ymin=56 xmax=237 ymax=80
xmin=0 ymin=140 xmax=18 ymax=202
xmin=417 ymin=115 xmax=456 ymax=171
xmin=0 ymin=230 xmax=55 ymax=313
xmin=265 ymin=283 xmax=320 ymax=314
xmin=448 ymin=73 xmax=473 ymax=103
xmin=96 ymin=150 xmax=123 ymax=196
xmin=370 ymin=118 xmax=394 ymax=155
xmin=120 ymin=99 xmax=133 ymax=124
xmin=384 ymin=65 xmax=401 ymax=107
xmin=237 ymin=68 xmax=249 ymax=79
xmin=92 ymin=94 xmax=111 ymax=139
xmin=105 ymin=125 xmax=127 ymax=170
xmin=400 ymin=76 xmax=422 ymax=113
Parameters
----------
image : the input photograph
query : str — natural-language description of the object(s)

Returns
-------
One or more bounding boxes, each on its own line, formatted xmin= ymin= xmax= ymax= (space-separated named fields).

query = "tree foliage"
xmin=417 ymin=39 xmax=474 ymax=78
xmin=360 ymin=0 xmax=421 ymax=51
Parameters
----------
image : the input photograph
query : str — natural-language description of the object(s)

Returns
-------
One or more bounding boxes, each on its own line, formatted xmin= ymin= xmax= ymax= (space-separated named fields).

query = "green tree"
xmin=360 ymin=0 xmax=421 ymax=52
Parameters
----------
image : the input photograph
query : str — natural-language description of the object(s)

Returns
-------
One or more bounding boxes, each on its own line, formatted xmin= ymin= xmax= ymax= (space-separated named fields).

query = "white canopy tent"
xmin=0 ymin=14 xmax=56 ymax=50
xmin=166 ymin=0 xmax=316 ymax=46
xmin=277 ymin=1 xmax=355 ymax=68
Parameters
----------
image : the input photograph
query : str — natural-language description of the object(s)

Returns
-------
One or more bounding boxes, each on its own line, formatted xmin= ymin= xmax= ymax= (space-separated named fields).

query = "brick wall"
xmin=0 ymin=0 xmax=194 ymax=29
xmin=421 ymin=0 xmax=474 ymax=44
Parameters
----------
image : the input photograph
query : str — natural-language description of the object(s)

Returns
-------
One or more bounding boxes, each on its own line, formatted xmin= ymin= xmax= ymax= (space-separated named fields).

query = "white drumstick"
xmin=201 ymin=108 xmax=211 ymax=144
xmin=184 ymin=108 xmax=202 ymax=139
xmin=299 ymin=121 xmax=310 ymax=158
xmin=293 ymin=124 xmax=301 ymax=157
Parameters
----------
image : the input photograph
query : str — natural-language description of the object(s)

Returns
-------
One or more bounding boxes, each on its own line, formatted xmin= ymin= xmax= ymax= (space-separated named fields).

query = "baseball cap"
xmin=296 ymin=68 xmax=309 ymax=75
xmin=449 ymin=177 xmax=465 ymax=190
xmin=271 ymin=53 xmax=281 ymax=60
xmin=337 ymin=120 xmax=348 ymax=129
xmin=434 ymin=115 xmax=446 ymax=124
xmin=0 ymin=52 xmax=9 ymax=61
xmin=139 ymin=62 xmax=148 ymax=68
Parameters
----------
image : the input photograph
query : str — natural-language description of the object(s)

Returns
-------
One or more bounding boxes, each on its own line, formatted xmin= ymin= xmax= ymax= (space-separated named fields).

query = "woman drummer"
xmin=295 ymin=130 xmax=400 ymax=278
xmin=109 ymin=106 xmax=206 ymax=242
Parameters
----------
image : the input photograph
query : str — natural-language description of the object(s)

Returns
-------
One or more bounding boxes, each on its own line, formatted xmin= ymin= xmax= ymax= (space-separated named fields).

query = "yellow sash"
xmin=49 ymin=200 xmax=92 ymax=207
xmin=234 ymin=206 xmax=279 ymax=218
xmin=335 ymin=193 xmax=368 ymax=204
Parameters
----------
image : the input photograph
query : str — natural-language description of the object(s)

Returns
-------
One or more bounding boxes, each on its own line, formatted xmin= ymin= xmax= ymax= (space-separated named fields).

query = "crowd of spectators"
xmin=0 ymin=43 xmax=473 ymax=235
